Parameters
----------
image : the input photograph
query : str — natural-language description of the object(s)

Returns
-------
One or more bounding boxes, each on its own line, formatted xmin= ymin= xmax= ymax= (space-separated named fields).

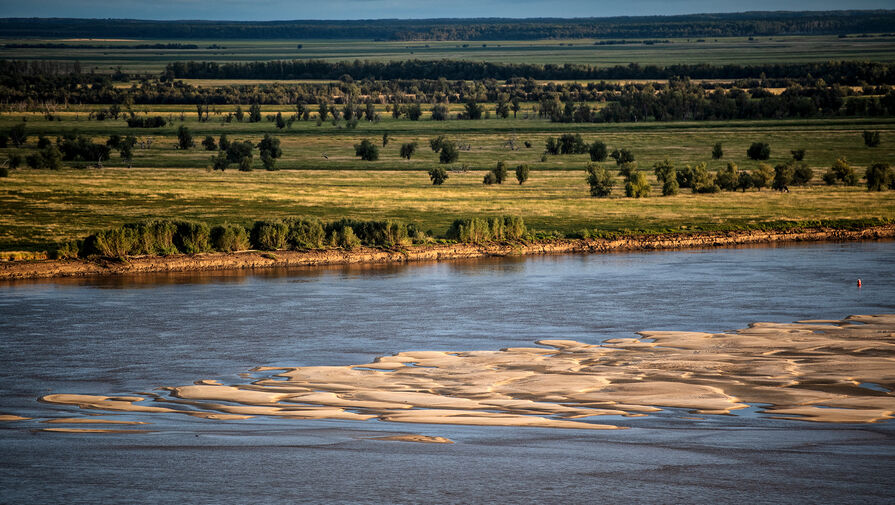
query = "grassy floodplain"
xmin=2 ymin=107 xmax=895 ymax=252
xmin=3 ymin=34 xmax=895 ymax=74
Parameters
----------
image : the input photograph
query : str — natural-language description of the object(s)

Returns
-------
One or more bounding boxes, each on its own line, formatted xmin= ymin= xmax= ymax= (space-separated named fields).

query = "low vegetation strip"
xmin=1 ymin=217 xmax=891 ymax=280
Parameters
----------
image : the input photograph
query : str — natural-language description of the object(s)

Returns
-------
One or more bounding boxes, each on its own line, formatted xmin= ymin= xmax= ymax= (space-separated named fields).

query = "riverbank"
xmin=2 ymin=223 xmax=893 ymax=280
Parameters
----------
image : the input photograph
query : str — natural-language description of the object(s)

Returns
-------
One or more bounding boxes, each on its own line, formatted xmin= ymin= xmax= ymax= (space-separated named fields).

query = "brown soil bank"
xmin=2 ymin=224 xmax=894 ymax=281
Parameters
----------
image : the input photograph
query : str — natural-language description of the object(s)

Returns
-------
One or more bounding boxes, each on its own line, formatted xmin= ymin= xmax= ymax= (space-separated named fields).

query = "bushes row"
xmin=446 ymin=216 xmax=527 ymax=243
xmin=58 ymin=217 xmax=432 ymax=258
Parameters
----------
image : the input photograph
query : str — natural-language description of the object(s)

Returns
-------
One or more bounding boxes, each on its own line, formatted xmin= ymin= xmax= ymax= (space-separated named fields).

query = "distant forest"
xmin=1 ymin=11 xmax=894 ymax=40
xmin=163 ymin=60 xmax=895 ymax=84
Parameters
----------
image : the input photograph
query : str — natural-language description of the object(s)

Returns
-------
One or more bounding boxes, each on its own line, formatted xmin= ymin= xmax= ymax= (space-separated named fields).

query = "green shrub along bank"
xmin=53 ymin=216 xmax=892 ymax=260
xmin=59 ymin=217 xmax=441 ymax=259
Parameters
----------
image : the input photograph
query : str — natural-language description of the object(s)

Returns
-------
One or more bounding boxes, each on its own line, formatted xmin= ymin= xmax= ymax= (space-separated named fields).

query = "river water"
xmin=1 ymin=241 xmax=894 ymax=504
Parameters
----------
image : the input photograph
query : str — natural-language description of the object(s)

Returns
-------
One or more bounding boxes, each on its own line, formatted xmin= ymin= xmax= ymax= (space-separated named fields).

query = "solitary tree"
xmin=492 ymin=160 xmax=508 ymax=184
xmin=218 ymin=134 xmax=230 ymax=152
xmin=712 ymin=142 xmax=723 ymax=160
xmin=589 ymin=140 xmax=608 ymax=162
xmin=747 ymin=142 xmax=771 ymax=160
xmin=275 ymin=112 xmax=286 ymax=129
xmin=400 ymin=142 xmax=417 ymax=160
xmin=354 ymin=139 xmax=379 ymax=161
xmin=863 ymin=130 xmax=881 ymax=147
xmin=515 ymin=164 xmax=530 ymax=184
xmin=177 ymin=125 xmax=194 ymax=150
xmin=428 ymin=166 xmax=449 ymax=185
xmin=429 ymin=135 xmax=445 ymax=152
xmin=791 ymin=148 xmax=806 ymax=161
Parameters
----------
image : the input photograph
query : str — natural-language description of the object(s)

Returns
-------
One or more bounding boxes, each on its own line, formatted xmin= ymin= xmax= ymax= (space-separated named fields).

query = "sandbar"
xmin=38 ymin=314 xmax=895 ymax=430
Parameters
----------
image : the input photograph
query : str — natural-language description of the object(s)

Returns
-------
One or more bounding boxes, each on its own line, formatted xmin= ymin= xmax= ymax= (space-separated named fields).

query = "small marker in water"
xmin=857 ymin=279 xmax=862 ymax=287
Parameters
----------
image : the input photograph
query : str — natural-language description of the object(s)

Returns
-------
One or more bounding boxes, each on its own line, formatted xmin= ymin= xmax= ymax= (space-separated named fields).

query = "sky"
xmin=0 ymin=0 xmax=892 ymax=20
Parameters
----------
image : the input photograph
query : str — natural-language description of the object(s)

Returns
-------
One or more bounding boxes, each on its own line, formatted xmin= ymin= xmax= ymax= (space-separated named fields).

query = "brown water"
xmin=1 ymin=241 xmax=894 ymax=503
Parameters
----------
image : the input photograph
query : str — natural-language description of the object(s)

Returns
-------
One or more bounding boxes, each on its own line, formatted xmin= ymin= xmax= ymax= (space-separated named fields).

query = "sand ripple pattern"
xmin=41 ymin=315 xmax=895 ymax=429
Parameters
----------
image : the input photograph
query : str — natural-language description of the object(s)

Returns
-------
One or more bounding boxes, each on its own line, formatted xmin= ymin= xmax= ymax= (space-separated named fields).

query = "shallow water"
xmin=1 ymin=241 xmax=894 ymax=503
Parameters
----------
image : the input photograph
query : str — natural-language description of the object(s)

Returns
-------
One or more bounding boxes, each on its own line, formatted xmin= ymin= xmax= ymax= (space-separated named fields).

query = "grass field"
xmin=3 ymin=165 xmax=894 ymax=252
xmin=4 ymin=34 xmax=895 ymax=74
xmin=2 ymin=111 xmax=893 ymax=171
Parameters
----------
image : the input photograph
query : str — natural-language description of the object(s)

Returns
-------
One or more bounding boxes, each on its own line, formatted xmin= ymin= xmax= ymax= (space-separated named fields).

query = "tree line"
xmin=163 ymin=60 xmax=895 ymax=84
xmin=2 ymin=11 xmax=893 ymax=40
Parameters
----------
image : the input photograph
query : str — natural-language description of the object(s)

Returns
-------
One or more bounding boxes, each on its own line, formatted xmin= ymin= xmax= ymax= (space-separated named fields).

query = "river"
xmin=1 ymin=241 xmax=894 ymax=504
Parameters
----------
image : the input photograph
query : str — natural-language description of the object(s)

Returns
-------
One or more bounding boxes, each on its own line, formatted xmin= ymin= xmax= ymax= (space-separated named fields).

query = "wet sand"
xmin=38 ymin=314 xmax=895 ymax=429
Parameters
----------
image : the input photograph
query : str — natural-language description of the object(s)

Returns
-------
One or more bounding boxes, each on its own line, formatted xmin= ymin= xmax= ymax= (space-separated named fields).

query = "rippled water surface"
xmin=1 ymin=241 xmax=894 ymax=504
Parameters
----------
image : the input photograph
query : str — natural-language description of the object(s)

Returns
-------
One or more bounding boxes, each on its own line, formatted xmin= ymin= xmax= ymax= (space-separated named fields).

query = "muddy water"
xmin=1 ymin=241 xmax=894 ymax=503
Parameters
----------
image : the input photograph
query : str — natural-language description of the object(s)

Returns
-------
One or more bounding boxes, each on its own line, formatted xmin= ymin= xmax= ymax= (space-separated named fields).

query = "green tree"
xmin=752 ymin=163 xmax=773 ymax=191
xmin=773 ymin=162 xmax=794 ymax=191
xmin=212 ymin=150 xmax=230 ymax=171
xmin=865 ymin=163 xmax=893 ymax=191
xmin=827 ymin=158 xmax=859 ymax=186
xmin=464 ymin=99 xmax=483 ymax=120
xmin=7 ymin=153 xmax=23 ymax=170
xmin=431 ymin=104 xmax=448 ymax=121
xmin=559 ymin=133 xmax=587 ymax=154
xmin=177 ymin=125 xmax=194 ymax=150
xmin=234 ymin=105 xmax=244 ymax=122
xmin=354 ymin=139 xmax=379 ymax=161
xmin=400 ymin=142 xmax=417 ymax=160
xmin=625 ymin=171 xmax=650 ymax=198
xmin=248 ymin=103 xmax=262 ymax=123
xmin=585 ymin=163 xmax=613 ymax=197
xmin=736 ymin=171 xmax=754 ymax=192
xmin=747 ymin=142 xmax=771 ymax=160
xmin=863 ymin=130 xmax=881 ymax=147
xmin=653 ymin=159 xmax=675 ymax=185
xmin=202 ymin=135 xmax=216 ymax=151
xmin=429 ymin=135 xmax=445 ymax=152
xmin=261 ymin=151 xmax=277 ymax=171
xmin=439 ymin=141 xmax=459 ymax=164
xmin=715 ymin=162 xmax=738 ymax=191
xmin=428 ymin=166 xmax=449 ymax=185
xmin=275 ymin=111 xmax=286 ymax=129
xmin=589 ymin=140 xmax=608 ymax=162
xmin=483 ymin=172 xmax=497 ymax=185
xmin=258 ymin=134 xmax=282 ymax=159
xmin=711 ymin=142 xmax=723 ymax=160
xmin=791 ymin=148 xmax=806 ymax=161
xmin=218 ymin=134 xmax=230 ymax=152
xmin=406 ymin=103 xmax=422 ymax=121
xmin=662 ymin=177 xmax=679 ymax=196
xmin=492 ymin=160 xmax=508 ymax=184
xmin=515 ymin=163 xmax=530 ymax=184
xmin=610 ymin=148 xmax=635 ymax=165
xmin=9 ymin=123 xmax=26 ymax=147
xmin=791 ymin=162 xmax=813 ymax=186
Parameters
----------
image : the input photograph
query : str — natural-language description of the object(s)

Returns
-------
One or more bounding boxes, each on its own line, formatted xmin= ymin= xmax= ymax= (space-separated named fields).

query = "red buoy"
xmin=857 ymin=279 xmax=862 ymax=287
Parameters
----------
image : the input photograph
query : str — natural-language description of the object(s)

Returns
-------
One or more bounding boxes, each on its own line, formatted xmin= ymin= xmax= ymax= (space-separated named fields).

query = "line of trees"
xmin=4 ymin=12 xmax=893 ymax=40
xmin=164 ymin=60 xmax=895 ymax=84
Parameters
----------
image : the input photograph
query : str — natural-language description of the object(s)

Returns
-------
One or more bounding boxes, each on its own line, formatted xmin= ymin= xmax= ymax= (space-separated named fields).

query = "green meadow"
xmin=4 ymin=34 xmax=895 ymax=74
